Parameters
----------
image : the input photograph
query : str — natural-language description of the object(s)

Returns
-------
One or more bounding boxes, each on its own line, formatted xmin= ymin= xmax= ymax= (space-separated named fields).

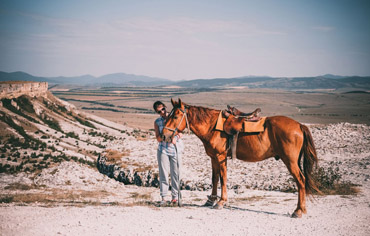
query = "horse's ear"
xmin=178 ymin=98 xmax=182 ymax=107
xmin=171 ymin=98 xmax=176 ymax=106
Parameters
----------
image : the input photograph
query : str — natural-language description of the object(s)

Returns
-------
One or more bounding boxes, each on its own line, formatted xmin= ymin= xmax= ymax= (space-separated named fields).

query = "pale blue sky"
xmin=0 ymin=0 xmax=369 ymax=80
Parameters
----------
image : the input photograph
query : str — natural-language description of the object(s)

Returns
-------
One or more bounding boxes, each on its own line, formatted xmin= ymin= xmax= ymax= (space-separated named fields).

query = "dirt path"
xmin=1 ymin=186 xmax=370 ymax=236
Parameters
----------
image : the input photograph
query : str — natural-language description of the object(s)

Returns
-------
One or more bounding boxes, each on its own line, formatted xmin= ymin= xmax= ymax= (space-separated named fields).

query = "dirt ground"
xmin=53 ymin=87 xmax=370 ymax=129
xmin=1 ymin=88 xmax=370 ymax=235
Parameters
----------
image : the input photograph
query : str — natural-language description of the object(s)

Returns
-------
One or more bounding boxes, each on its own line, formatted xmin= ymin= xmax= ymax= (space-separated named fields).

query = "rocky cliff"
xmin=0 ymin=81 xmax=48 ymax=99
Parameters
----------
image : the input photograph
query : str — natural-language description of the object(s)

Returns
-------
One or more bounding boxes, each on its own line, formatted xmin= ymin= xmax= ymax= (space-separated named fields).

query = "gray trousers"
xmin=157 ymin=149 xmax=181 ymax=199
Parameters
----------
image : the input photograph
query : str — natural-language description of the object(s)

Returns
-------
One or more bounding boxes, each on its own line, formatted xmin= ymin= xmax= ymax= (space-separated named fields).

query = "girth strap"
xmin=228 ymin=131 xmax=239 ymax=162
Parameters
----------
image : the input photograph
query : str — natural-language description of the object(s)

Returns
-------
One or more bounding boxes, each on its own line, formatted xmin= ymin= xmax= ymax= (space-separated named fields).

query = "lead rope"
xmin=184 ymin=107 xmax=190 ymax=135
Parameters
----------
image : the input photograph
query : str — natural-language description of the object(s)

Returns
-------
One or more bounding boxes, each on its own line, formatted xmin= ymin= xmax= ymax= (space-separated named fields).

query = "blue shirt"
xmin=155 ymin=116 xmax=183 ymax=156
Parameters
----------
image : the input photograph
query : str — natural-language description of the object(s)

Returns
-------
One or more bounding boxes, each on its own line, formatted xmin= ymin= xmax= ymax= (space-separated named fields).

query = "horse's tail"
xmin=300 ymin=124 xmax=321 ymax=195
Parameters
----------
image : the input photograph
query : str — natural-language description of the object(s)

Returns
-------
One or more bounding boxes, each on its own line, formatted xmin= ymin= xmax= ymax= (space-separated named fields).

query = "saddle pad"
xmin=215 ymin=111 xmax=226 ymax=131
xmin=215 ymin=111 xmax=266 ymax=133
xmin=243 ymin=117 xmax=266 ymax=132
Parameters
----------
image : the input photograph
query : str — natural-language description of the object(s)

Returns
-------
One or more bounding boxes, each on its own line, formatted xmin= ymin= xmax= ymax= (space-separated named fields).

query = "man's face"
xmin=156 ymin=105 xmax=166 ymax=116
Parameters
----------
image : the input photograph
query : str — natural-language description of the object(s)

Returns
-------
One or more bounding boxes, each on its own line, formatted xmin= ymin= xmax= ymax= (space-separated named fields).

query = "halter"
xmin=164 ymin=107 xmax=190 ymax=140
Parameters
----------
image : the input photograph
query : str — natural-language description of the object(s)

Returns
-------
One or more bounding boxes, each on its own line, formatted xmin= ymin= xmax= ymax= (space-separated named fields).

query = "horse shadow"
xmin=149 ymin=201 xmax=290 ymax=218
xmin=223 ymin=205 xmax=291 ymax=217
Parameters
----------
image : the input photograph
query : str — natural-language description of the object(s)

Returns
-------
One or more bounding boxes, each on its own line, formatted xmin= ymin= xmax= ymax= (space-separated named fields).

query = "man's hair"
xmin=153 ymin=101 xmax=165 ymax=111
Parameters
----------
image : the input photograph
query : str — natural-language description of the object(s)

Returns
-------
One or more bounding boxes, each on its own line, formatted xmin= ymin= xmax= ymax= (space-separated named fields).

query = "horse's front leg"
xmin=214 ymin=155 xmax=227 ymax=209
xmin=204 ymin=158 xmax=220 ymax=206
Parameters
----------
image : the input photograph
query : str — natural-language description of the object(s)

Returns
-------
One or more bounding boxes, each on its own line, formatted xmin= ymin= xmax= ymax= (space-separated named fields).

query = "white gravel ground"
xmin=1 ymin=122 xmax=369 ymax=236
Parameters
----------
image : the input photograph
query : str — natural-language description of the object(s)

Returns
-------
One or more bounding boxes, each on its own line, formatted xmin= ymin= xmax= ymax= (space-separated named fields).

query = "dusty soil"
xmin=1 ymin=120 xmax=370 ymax=235
xmin=53 ymin=87 xmax=370 ymax=128
xmin=1 ymin=87 xmax=370 ymax=235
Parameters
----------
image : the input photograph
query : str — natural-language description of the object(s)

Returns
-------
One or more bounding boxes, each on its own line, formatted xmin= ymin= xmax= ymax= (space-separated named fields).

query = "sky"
xmin=0 ymin=0 xmax=369 ymax=80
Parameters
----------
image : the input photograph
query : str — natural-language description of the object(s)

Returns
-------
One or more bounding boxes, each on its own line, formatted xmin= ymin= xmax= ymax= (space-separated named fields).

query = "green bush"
xmin=66 ymin=132 xmax=79 ymax=139
xmin=75 ymin=116 xmax=96 ymax=128
xmin=1 ymin=98 xmax=37 ymax=122
xmin=41 ymin=117 xmax=62 ymax=132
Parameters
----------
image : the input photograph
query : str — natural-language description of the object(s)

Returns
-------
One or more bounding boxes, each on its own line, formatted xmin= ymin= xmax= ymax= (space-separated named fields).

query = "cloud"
xmin=312 ymin=26 xmax=335 ymax=32
xmin=1 ymin=12 xmax=288 ymax=78
xmin=111 ymin=17 xmax=286 ymax=37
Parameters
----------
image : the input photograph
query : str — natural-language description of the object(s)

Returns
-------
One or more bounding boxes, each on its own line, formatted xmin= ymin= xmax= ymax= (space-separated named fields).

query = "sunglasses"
xmin=157 ymin=107 xmax=166 ymax=114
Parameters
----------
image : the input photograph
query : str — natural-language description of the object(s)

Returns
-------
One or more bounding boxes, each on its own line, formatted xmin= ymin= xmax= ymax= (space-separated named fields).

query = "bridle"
xmin=163 ymin=106 xmax=190 ymax=140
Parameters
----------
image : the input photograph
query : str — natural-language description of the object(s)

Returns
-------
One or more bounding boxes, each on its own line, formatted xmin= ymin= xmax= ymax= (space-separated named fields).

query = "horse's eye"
xmin=174 ymin=116 xmax=178 ymax=119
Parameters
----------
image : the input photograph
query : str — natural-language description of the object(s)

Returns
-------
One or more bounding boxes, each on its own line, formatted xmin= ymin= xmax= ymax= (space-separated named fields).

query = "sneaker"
xmin=170 ymin=199 xmax=178 ymax=206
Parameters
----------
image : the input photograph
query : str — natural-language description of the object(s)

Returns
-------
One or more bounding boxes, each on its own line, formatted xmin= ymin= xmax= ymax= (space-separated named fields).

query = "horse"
xmin=162 ymin=98 xmax=320 ymax=218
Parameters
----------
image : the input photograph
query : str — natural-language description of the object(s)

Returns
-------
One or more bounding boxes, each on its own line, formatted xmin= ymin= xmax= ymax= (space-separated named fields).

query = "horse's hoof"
xmin=204 ymin=200 xmax=215 ymax=207
xmin=213 ymin=203 xmax=224 ymax=210
xmin=291 ymin=211 xmax=302 ymax=218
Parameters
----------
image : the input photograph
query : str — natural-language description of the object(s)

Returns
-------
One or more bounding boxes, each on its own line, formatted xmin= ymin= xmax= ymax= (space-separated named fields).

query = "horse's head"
xmin=162 ymin=98 xmax=189 ymax=142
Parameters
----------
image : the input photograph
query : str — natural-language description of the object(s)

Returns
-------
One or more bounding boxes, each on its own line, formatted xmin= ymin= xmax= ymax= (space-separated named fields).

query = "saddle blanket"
xmin=215 ymin=111 xmax=266 ymax=133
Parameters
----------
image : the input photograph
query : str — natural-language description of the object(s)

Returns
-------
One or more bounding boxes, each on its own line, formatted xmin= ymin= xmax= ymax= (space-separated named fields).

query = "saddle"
xmin=222 ymin=106 xmax=262 ymax=161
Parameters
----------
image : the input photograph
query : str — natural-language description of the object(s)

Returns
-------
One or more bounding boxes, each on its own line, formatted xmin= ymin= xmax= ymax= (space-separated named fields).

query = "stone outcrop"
xmin=96 ymin=155 xmax=213 ymax=191
xmin=97 ymin=155 xmax=160 ymax=187
xmin=0 ymin=81 xmax=48 ymax=99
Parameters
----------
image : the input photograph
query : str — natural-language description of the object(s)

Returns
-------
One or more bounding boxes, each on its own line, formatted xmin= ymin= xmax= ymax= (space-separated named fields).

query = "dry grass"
xmin=314 ymin=166 xmax=361 ymax=196
xmin=319 ymin=182 xmax=361 ymax=195
xmin=130 ymin=192 xmax=153 ymax=201
xmin=117 ymin=159 xmax=155 ymax=172
xmin=58 ymin=87 xmax=370 ymax=130
xmin=233 ymin=196 xmax=266 ymax=202
xmin=0 ymin=189 xmax=113 ymax=206
xmin=133 ymin=165 xmax=155 ymax=172
xmin=192 ymin=198 xmax=204 ymax=202
xmin=4 ymin=183 xmax=37 ymax=191
xmin=105 ymin=149 xmax=130 ymax=163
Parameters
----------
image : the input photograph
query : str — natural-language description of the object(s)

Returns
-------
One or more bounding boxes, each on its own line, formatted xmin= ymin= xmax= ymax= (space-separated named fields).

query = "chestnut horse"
xmin=163 ymin=98 xmax=320 ymax=218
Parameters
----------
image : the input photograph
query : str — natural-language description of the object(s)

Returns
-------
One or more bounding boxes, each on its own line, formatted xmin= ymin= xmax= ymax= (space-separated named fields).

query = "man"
xmin=153 ymin=101 xmax=183 ymax=206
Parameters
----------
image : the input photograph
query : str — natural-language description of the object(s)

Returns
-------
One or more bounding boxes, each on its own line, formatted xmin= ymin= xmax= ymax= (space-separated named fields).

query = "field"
xmin=1 ymin=86 xmax=369 ymax=235
xmin=50 ymin=86 xmax=370 ymax=130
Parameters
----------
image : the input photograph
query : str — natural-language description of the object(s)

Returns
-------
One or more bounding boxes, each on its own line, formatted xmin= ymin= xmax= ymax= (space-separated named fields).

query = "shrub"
xmin=313 ymin=166 xmax=359 ymax=195
xmin=66 ymin=132 xmax=79 ymax=139
xmin=0 ymin=112 xmax=31 ymax=140
xmin=1 ymin=98 xmax=37 ymax=122
xmin=41 ymin=117 xmax=62 ymax=132
xmin=75 ymin=116 xmax=96 ymax=129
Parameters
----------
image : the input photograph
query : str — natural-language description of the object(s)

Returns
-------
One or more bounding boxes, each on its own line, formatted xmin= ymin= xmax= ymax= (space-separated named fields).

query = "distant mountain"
xmin=97 ymin=73 xmax=169 ymax=85
xmin=173 ymin=75 xmax=370 ymax=90
xmin=46 ymin=74 xmax=96 ymax=84
xmin=318 ymin=74 xmax=347 ymax=79
xmin=0 ymin=71 xmax=171 ymax=86
xmin=0 ymin=71 xmax=56 ymax=83
xmin=174 ymin=76 xmax=276 ymax=87
xmin=1 ymin=71 xmax=369 ymax=90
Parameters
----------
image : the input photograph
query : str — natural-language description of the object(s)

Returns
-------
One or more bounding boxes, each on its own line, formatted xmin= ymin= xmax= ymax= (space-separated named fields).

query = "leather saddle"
xmin=223 ymin=106 xmax=261 ymax=161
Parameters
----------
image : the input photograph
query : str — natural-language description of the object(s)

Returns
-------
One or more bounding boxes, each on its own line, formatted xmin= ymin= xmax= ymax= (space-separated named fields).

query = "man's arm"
xmin=154 ymin=121 xmax=162 ymax=142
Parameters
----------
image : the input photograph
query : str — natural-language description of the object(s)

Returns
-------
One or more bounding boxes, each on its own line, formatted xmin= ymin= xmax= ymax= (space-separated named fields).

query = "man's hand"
xmin=171 ymin=133 xmax=183 ymax=144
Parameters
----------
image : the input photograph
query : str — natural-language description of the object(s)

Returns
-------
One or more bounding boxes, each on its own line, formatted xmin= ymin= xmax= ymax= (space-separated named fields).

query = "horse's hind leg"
xmin=204 ymin=158 xmax=220 ymax=206
xmin=281 ymin=157 xmax=306 ymax=218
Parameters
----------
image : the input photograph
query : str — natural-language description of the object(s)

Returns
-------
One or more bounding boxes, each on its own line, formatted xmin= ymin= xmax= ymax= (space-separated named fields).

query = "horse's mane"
xmin=186 ymin=104 xmax=219 ymax=124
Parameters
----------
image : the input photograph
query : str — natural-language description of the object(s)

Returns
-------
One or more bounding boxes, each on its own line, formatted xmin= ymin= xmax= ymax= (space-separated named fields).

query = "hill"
xmin=0 ymin=71 xmax=170 ymax=86
xmin=174 ymin=75 xmax=370 ymax=90
xmin=0 ymin=81 xmax=153 ymax=174
xmin=1 ymin=71 xmax=370 ymax=90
